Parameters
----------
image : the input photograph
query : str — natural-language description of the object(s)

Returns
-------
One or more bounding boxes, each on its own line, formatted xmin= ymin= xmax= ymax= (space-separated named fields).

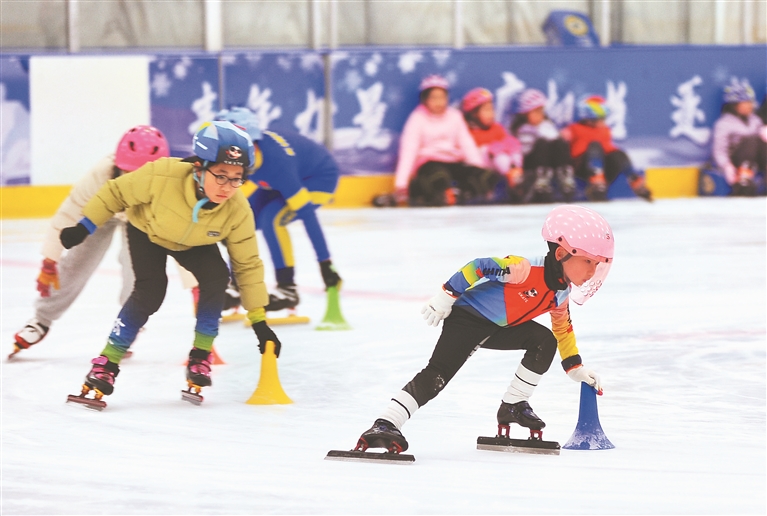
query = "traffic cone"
xmin=563 ymin=382 xmax=615 ymax=450
xmin=246 ymin=341 xmax=292 ymax=405
xmin=316 ymin=285 xmax=351 ymax=331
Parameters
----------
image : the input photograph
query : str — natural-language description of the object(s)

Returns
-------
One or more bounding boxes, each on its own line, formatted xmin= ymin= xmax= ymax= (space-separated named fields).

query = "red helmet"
xmin=419 ymin=75 xmax=450 ymax=93
xmin=115 ymin=125 xmax=170 ymax=172
xmin=461 ymin=88 xmax=493 ymax=113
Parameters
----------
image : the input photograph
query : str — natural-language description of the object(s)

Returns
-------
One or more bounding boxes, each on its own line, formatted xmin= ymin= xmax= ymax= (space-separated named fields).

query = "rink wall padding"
xmin=1 ymin=45 xmax=764 ymax=206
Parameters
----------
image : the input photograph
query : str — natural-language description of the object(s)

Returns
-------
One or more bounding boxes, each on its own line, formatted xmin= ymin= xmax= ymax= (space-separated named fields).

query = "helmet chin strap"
xmin=192 ymin=162 xmax=210 ymax=223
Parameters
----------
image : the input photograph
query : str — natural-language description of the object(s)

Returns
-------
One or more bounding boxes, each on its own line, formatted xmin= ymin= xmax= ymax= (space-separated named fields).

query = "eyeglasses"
xmin=207 ymin=169 xmax=246 ymax=188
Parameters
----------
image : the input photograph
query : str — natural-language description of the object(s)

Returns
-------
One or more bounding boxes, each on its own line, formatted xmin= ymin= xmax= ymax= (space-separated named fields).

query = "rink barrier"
xmin=0 ymin=165 xmax=701 ymax=218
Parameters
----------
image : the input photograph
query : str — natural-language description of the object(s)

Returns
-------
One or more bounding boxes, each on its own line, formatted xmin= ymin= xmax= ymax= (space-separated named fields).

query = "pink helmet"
xmin=115 ymin=125 xmax=170 ymax=172
xmin=461 ymin=88 xmax=493 ymax=113
xmin=516 ymin=88 xmax=547 ymax=114
xmin=419 ymin=74 xmax=450 ymax=92
xmin=542 ymin=205 xmax=614 ymax=305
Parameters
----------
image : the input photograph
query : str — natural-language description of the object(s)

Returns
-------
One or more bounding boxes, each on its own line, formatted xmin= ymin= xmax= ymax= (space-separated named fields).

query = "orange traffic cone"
xmin=246 ymin=341 xmax=292 ymax=405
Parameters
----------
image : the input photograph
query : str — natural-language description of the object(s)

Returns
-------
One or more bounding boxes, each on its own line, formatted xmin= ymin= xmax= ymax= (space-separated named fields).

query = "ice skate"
xmin=555 ymin=166 xmax=576 ymax=202
xmin=66 ymin=356 xmax=120 ymax=411
xmin=476 ymin=401 xmax=560 ymax=455
xmin=9 ymin=319 xmax=49 ymax=359
xmin=585 ymin=170 xmax=608 ymax=201
xmin=372 ymin=193 xmax=397 ymax=207
xmin=629 ymin=175 xmax=653 ymax=201
xmin=220 ymin=284 xmax=246 ymax=322
xmin=182 ymin=348 xmax=212 ymax=405
xmin=497 ymin=400 xmax=546 ymax=430
xmin=325 ymin=419 xmax=415 ymax=464
xmin=530 ymin=167 xmax=554 ymax=204
xmin=731 ymin=165 xmax=757 ymax=196
xmin=265 ymin=284 xmax=299 ymax=312
xmin=356 ymin=418 xmax=409 ymax=453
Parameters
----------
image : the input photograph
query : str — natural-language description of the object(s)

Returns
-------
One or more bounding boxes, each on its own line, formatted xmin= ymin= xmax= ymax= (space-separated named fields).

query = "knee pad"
xmin=521 ymin=329 xmax=558 ymax=375
xmin=403 ymin=368 xmax=447 ymax=407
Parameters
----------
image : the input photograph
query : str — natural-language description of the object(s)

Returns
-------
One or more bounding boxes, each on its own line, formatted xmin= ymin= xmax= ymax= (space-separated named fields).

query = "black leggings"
xmin=574 ymin=142 xmax=634 ymax=184
xmin=401 ymin=307 xmax=557 ymax=408
xmin=409 ymin=161 xmax=500 ymax=206
xmin=730 ymin=134 xmax=767 ymax=171
xmin=523 ymin=138 xmax=571 ymax=170
xmin=114 ymin=224 xmax=229 ymax=348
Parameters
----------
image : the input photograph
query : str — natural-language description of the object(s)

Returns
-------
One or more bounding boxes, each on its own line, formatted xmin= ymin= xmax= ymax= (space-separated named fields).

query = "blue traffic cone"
xmin=563 ymin=382 xmax=615 ymax=450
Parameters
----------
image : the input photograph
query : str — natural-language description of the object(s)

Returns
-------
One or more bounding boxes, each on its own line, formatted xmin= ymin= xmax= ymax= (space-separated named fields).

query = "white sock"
xmin=378 ymin=390 xmax=419 ymax=430
xmin=501 ymin=364 xmax=541 ymax=405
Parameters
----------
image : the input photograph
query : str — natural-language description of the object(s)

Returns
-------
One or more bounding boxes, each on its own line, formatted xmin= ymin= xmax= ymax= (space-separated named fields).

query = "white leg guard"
xmin=502 ymin=364 xmax=542 ymax=405
xmin=379 ymin=390 xmax=419 ymax=430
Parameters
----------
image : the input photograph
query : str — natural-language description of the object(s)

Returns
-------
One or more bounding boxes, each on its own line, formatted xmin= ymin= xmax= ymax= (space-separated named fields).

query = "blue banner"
xmin=222 ymin=52 xmax=326 ymax=142
xmin=330 ymin=45 xmax=766 ymax=175
xmin=0 ymin=56 xmax=31 ymax=185
xmin=149 ymin=54 xmax=221 ymax=157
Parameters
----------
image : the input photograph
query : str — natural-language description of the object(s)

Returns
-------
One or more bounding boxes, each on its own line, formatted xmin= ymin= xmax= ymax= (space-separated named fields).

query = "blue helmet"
xmin=215 ymin=107 xmax=262 ymax=141
xmin=576 ymin=95 xmax=610 ymax=121
xmin=723 ymin=81 xmax=756 ymax=104
xmin=192 ymin=121 xmax=255 ymax=170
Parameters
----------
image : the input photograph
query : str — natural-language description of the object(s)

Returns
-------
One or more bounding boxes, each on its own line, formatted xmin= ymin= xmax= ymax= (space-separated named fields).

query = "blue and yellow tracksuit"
xmin=240 ymin=130 xmax=339 ymax=283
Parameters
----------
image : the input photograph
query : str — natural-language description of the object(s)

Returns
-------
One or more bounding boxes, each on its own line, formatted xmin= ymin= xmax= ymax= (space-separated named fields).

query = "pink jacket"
xmin=394 ymin=105 xmax=484 ymax=190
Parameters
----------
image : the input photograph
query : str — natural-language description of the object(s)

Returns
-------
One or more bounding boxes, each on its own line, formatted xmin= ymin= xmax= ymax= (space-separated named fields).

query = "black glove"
xmin=60 ymin=223 xmax=90 ymax=249
xmin=320 ymin=260 xmax=342 ymax=289
xmin=252 ymin=320 xmax=282 ymax=357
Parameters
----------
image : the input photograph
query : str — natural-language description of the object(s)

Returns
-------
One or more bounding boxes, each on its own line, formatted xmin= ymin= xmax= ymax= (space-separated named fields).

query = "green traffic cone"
xmin=316 ymin=285 xmax=351 ymax=331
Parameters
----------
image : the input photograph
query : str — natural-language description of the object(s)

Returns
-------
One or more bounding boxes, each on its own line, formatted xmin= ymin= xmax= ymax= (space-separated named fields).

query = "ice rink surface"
xmin=1 ymin=198 xmax=765 ymax=515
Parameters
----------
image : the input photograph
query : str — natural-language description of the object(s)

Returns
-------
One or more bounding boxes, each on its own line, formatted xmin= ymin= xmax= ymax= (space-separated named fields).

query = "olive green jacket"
xmin=81 ymin=157 xmax=268 ymax=310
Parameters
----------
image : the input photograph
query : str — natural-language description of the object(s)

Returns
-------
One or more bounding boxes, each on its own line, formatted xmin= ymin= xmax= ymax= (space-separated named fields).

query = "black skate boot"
xmin=265 ymin=284 xmax=299 ymax=312
xmin=182 ymin=348 xmax=212 ymax=405
xmin=9 ymin=318 xmax=49 ymax=359
xmin=356 ymin=419 xmax=409 ymax=454
xmin=497 ymin=400 xmax=546 ymax=430
xmin=186 ymin=348 xmax=213 ymax=388
xmin=585 ymin=170 xmax=608 ymax=201
xmin=67 ymin=356 xmax=120 ymax=410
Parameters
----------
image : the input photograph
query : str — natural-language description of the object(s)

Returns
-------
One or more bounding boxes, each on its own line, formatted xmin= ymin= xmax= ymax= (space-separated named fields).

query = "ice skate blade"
xmin=181 ymin=389 xmax=204 ymax=405
xmin=477 ymin=436 xmax=560 ymax=456
xmin=66 ymin=395 xmax=107 ymax=411
xmin=325 ymin=450 xmax=415 ymax=464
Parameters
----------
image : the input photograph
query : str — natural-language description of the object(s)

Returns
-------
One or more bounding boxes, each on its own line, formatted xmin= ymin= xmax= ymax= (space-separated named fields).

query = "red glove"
xmin=37 ymin=258 xmax=60 ymax=297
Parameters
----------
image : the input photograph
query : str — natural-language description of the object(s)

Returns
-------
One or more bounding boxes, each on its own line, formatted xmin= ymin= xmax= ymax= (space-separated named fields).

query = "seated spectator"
xmin=712 ymin=81 xmax=766 ymax=196
xmin=374 ymin=75 xmax=498 ymax=207
xmin=562 ymin=95 xmax=652 ymax=202
xmin=510 ymin=88 xmax=575 ymax=202
xmin=461 ymin=88 xmax=525 ymax=203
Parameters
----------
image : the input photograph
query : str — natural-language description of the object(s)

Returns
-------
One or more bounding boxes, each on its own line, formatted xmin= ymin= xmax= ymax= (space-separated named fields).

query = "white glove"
xmin=421 ymin=289 xmax=457 ymax=327
xmin=567 ymin=365 xmax=603 ymax=394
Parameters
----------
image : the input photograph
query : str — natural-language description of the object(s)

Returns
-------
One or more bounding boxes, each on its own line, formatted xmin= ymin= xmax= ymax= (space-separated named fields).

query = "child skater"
xmin=59 ymin=121 xmax=282 ymax=405
xmin=213 ymin=107 xmax=342 ymax=313
xmin=354 ymin=204 xmax=613 ymax=454
xmin=562 ymin=95 xmax=652 ymax=202
xmin=510 ymin=88 xmax=576 ymax=202
xmin=712 ymin=80 xmax=766 ymax=196
xmin=376 ymin=75 xmax=497 ymax=207
xmin=10 ymin=125 xmax=169 ymax=358
xmin=460 ymin=87 xmax=524 ymax=203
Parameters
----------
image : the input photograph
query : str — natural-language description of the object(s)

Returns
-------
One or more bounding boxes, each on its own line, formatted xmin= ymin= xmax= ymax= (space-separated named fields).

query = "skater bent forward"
xmin=59 ymin=121 xmax=282 ymax=405
xmin=357 ymin=204 xmax=614 ymax=453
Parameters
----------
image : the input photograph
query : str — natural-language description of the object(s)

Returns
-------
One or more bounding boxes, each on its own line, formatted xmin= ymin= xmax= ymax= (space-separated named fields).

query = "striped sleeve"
xmin=444 ymin=256 xmax=530 ymax=295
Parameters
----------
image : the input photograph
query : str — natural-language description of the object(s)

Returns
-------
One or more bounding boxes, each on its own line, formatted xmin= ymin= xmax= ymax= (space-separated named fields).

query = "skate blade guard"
xmin=325 ymin=450 xmax=415 ymax=464
xmin=243 ymin=312 xmax=311 ymax=326
xmin=476 ymin=435 xmax=560 ymax=455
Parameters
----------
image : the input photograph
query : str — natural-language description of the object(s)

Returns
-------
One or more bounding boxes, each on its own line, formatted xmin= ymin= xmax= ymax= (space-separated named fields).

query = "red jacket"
xmin=567 ymin=122 xmax=617 ymax=158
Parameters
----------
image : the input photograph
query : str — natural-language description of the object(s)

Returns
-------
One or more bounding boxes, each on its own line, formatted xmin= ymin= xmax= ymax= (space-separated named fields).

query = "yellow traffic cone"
xmin=246 ymin=341 xmax=292 ymax=405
